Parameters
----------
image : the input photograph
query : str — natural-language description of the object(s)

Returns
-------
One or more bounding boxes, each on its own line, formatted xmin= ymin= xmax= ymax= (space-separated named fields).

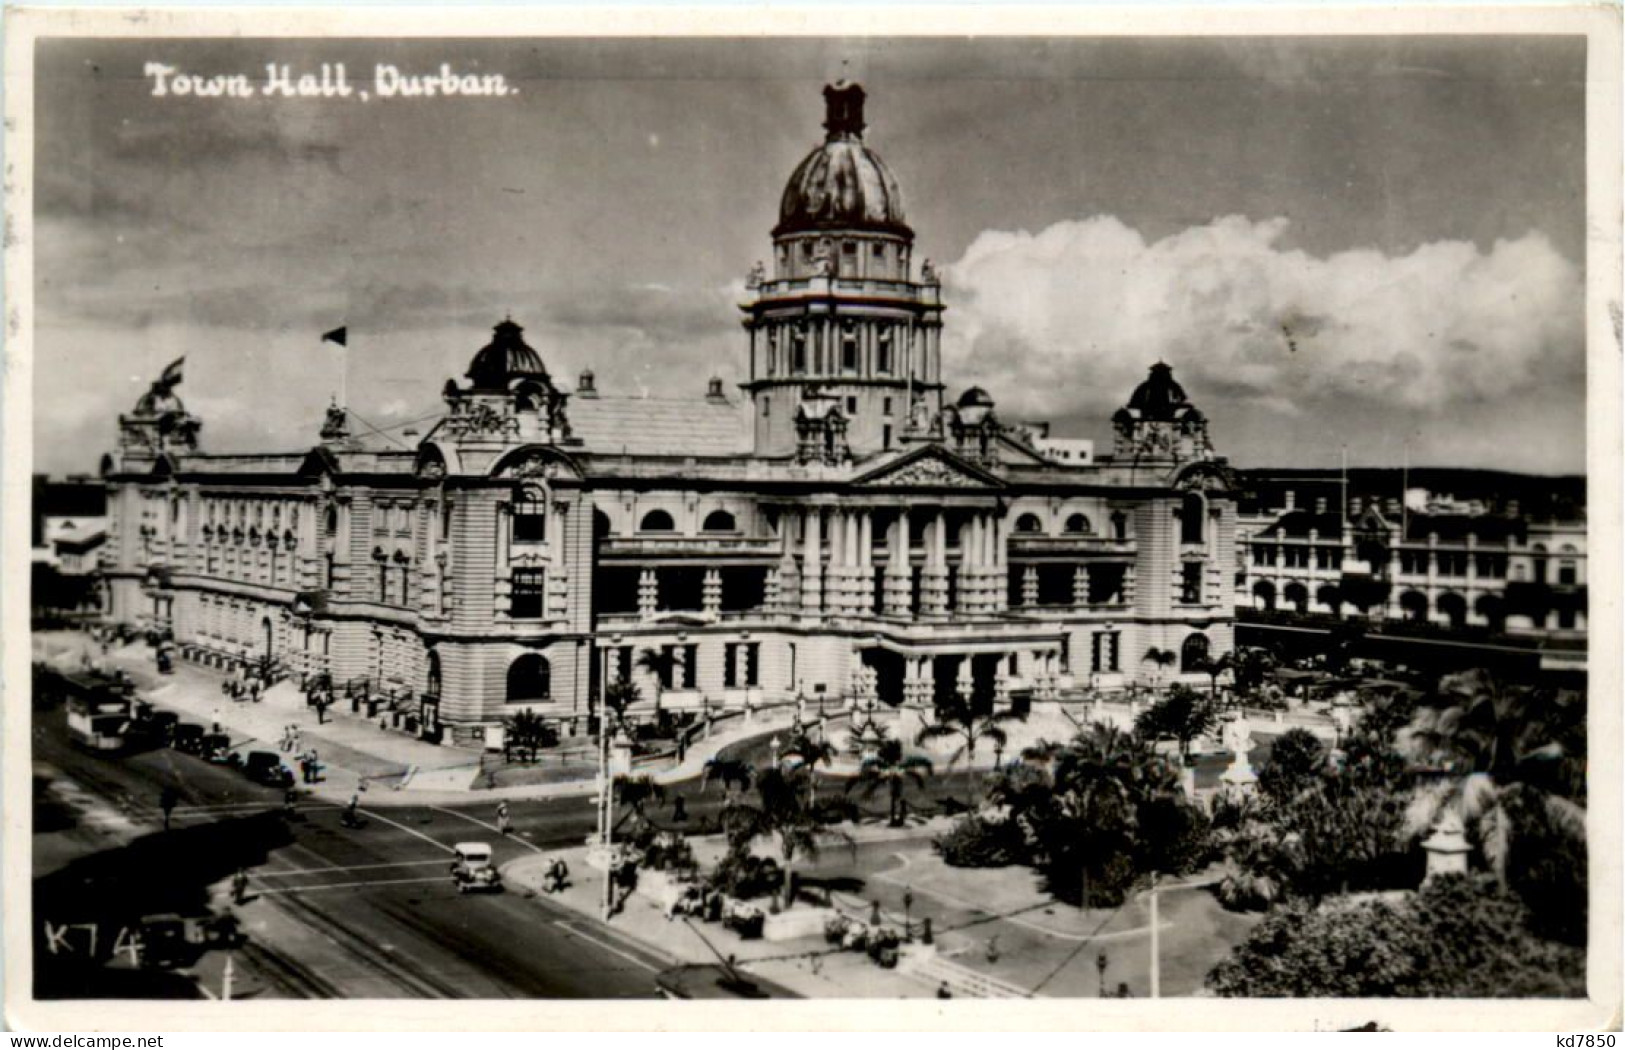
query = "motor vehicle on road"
xmin=236 ymin=750 xmax=295 ymax=788
xmin=171 ymin=722 xmax=205 ymax=755
xmin=449 ymin=842 xmax=503 ymax=894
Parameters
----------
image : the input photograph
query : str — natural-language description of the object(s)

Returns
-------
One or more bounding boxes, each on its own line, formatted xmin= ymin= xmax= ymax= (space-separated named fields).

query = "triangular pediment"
xmin=850 ymin=445 xmax=1005 ymax=490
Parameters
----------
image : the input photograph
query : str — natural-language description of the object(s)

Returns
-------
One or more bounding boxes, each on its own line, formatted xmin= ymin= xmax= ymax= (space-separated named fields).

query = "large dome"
xmin=466 ymin=319 xmax=549 ymax=391
xmin=774 ymin=82 xmax=912 ymax=240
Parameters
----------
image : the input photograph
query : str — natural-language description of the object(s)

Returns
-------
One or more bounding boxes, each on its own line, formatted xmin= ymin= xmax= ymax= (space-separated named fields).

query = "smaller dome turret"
xmin=956 ymin=386 xmax=996 ymax=426
xmin=466 ymin=319 xmax=549 ymax=392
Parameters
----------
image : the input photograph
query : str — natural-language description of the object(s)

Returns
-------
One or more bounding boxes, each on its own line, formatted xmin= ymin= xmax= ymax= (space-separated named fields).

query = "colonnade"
xmin=778 ymin=505 xmax=1010 ymax=620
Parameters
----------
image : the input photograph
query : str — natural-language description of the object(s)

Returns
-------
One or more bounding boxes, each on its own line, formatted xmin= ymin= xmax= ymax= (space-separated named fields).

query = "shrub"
xmin=933 ymin=815 xmax=1026 ymax=868
xmin=1208 ymin=874 xmax=1585 ymax=997
xmin=705 ymin=851 xmax=784 ymax=901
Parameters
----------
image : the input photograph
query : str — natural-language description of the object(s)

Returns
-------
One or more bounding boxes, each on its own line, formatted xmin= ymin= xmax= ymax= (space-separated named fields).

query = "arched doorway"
xmin=1283 ymin=581 xmax=1309 ymax=614
xmin=1436 ymin=592 xmax=1467 ymax=630
xmin=1316 ymin=584 xmax=1341 ymax=616
xmin=1475 ymin=593 xmax=1506 ymax=633
xmin=1252 ymin=580 xmax=1276 ymax=612
xmin=1399 ymin=591 xmax=1429 ymax=623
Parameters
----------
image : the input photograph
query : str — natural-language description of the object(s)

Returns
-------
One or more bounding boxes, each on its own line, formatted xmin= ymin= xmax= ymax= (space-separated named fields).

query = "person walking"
xmin=496 ymin=801 xmax=511 ymax=835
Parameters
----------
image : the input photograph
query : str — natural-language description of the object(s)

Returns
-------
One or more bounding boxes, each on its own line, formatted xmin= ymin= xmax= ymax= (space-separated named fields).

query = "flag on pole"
xmin=322 ymin=326 xmax=348 ymax=347
xmin=158 ymin=356 xmax=185 ymax=388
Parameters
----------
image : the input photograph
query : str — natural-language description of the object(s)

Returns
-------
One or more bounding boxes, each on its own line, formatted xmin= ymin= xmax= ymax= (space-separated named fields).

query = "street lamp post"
xmin=1096 ymin=951 xmax=1108 ymax=998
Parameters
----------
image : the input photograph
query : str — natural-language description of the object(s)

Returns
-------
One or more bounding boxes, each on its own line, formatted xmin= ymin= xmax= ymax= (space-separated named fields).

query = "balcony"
xmin=1006 ymin=535 xmax=1135 ymax=554
xmin=752 ymin=275 xmax=937 ymax=306
xmin=599 ymin=535 xmax=781 ymax=557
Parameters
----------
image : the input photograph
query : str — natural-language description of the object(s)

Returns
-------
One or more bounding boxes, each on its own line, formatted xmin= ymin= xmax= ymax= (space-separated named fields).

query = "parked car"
xmin=170 ymin=722 xmax=205 ymax=755
xmin=200 ymin=733 xmax=234 ymax=764
xmin=236 ymin=750 xmax=294 ymax=788
xmin=449 ymin=842 xmax=503 ymax=894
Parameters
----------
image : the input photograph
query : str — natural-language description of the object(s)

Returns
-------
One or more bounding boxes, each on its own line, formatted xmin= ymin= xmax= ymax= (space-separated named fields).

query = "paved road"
xmin=34 ymin=714 xmax=674 ymax=999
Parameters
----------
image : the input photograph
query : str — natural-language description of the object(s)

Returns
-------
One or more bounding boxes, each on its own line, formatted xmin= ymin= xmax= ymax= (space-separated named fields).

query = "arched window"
xmin=507 ymin=653 xmax=551 ymax=704
xmin=425 ymin=650 xmax=442 ymax=699
xmin=324 ymin=507 xmax=338 ymax=536
xmin=1179 ymin=493 xmax=1205 ymax=545
xmin=1400 ymin=591 xmax=1429 ymax=622
xmin=1014 ymin=513 xmax=1043 ymax=534
xmin=1283 ymin=581 xmax=1309 ymax=613
xmin=593 ymin=508 xmax=611 ymax=539
xmin=1180 ymin=633 xmax=1210 ymax=673
xmin=702 ymin=510 xmax=737 ymax=533
xmin=1064 ymin=513 xmax=1092 ymax=535
xmin=1252 ymin=579 xmax=1276 ymax=612
xmin=640 ymin=509 xmax=675 ymax=532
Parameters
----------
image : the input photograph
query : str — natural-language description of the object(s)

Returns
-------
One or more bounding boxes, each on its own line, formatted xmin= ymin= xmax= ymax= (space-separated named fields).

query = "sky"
xmin=32 ymin=35 xmax=1588 ymax=475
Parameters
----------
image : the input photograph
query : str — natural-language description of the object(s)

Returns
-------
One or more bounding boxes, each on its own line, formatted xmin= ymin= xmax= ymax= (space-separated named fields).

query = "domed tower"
xmin=1111 ymin=362 xmax=1214 ymax=465
xmin=740 ymin=81 xmax=946 ymax=460
xmin=436 ymin=319 xmax=577 ymax=460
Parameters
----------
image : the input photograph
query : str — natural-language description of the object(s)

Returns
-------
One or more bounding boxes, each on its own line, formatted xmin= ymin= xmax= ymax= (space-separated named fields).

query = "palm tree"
xmin=1401 ymin=669 xmax=1585 ymax=886
xmin=502 ymin=709 xmax=547 ymax=764
xmin=613 ymin=773 xmax=666 ymax=830
xmin=778 ymin=731 xmax=837 ymax=805
xmin=914 ymin=695 xmax=1026 ymax=771
xmin=723 ymin=764 xmax=850 ymax=905
xmin=1133 ymin=682 xmax=1219 ymax=761
xmin=601 ymin=678 xmax=641 ymax=736
xmin=635 ymin=647 xmax=677 ymax=718
xmin=848 ymin=738 xmax=933 ymax=826
xmin=701 ymin=756 xmax=754 ymax=807
xmin=1141 ymin=646 xmax=1177 ymax=688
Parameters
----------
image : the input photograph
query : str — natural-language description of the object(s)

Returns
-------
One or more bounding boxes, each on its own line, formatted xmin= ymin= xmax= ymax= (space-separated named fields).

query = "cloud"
xmin=941 ymin=215 xmax=1583 ymax=455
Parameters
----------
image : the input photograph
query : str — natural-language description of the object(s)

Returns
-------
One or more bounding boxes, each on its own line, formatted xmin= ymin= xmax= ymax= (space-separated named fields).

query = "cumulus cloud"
xmin=941 ymin=215 xmax=1583 ymax=438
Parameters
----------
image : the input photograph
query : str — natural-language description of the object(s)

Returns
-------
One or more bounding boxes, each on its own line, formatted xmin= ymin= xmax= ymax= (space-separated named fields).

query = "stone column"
xmin=1021 ymin=565 xmax=1038 ymax=608
xmin=857 ymin=510 xmax=875 ymax=614
xmin=802 ymin=507 xmax=823 ymax=617
xmin=777 ymin=511 xmax=800 ymax=614
xmin=638 ymin=567 xmax=658 ymax=619
xmin=703 ymin=568 xmax=722 ymax=617
xmin=989 ymin=514 xmax=1007 ymax=612
xmin=884 ymin=511 xmax=912 ymax=617
xmin=921 ymin=511 xmax=949 ymax=616
xmin=1074 ymin=564 xmax=1090 ymax=607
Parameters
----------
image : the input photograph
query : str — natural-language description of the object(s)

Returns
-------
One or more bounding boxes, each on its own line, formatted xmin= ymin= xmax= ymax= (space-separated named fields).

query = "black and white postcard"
xmin=4 ymin=4 xmax=1619 ymax=1033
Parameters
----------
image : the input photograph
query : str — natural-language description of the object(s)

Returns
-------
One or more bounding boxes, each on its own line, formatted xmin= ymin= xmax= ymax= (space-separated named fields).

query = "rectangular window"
xmin=513 ymin=497 xmax=547 ymax=543
xmin=1316 ymin=546 xmax=1339 ymax=569
xmin=724 ymin=642 xmax=760 ymax=688
xmin=1476 ymin=554 xmax=1507 ymax=578
xmin=842 ymin=337 xmax=858 ymax=372
xmin=877 ymin=333 xmax=893 ymax=374
xmin=1181 ymin=562 xmax=1202 ymax=604
xmin=763 ymin=397 xmax=771 ymax=418
xmin=683 ymin=643 xmax=698 ymax=689
xmin=846 ymin=396 xmax=858 ymax=414
xmin=882 ymin=424 xmax=892 ymax=450
xmin=883 ymin=397 xmax=893 ymax=416
xmin=510 ymin=569 xmax=546 ymax=619
xmin=1092 ymin=631 xmax=1121 ymax=673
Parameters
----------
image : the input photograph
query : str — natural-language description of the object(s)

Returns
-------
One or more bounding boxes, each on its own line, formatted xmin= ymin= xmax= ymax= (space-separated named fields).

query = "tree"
xmin=613 ymin=774 xmax=666 ymax=829
xmin=1009 ymin=723 xmax=1198 ymax=907
xmin=1401 ymin=669 xmax=1587 ymax=937
xmin=635 ymin=648 xmax=676 ymax=717
xmin=1132 ymin=683 xmax=1219 ymax=760
xmin=1208 ymin=874 xmax=1585 ymax=997
xmin=503 ymin=709 xmax=548 ymax=763
xmin=721 ymin=764 xmax=850 ymax=906
xmin=601 ymin=678 xmax=642 ymax=736
xmin=1227 ymin=646 xmax=1277 ymax=696
xmin=848 ymin=738 xmax=933 ymax=826
xmin=702 ymin=757 xmax=754 ymax=809
xmin=914 ymin=695 xmax=1025 ymax=779
xmin=778 ymin=731 xmax=837 ymax=805
xmin=1140 ymin=646 xmax=1177 ymax=687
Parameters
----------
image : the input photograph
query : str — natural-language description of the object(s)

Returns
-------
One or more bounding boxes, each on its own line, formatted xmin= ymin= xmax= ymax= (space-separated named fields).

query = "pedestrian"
xmin=308 ymin=748 xmax=320 ymax=782
xmin=496 ymin=801 xmax=511 ymax=835
xmin=298 ymin=757 xmax=311 ymax=784
xmin=159 ymin=786 xmax=179 ymax=832
xmin=290 ymin=725 xmax=301 ymax=753
xmin=672 ymin=796 xmax=688 ymax=823
xmin=937 ymin=982 xmax=953 ymax=1000
xmin=232 ymin=868 xmax=249 ymax=904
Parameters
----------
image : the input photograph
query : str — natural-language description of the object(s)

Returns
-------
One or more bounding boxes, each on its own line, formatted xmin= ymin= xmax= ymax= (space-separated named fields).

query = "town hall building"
xmin=97 ymin=81 xmax=1240 ymax=744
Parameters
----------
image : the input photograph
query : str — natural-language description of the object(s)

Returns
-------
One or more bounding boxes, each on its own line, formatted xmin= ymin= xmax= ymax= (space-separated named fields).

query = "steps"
xmin=901 ymin=947 xmax=1032 ymax=999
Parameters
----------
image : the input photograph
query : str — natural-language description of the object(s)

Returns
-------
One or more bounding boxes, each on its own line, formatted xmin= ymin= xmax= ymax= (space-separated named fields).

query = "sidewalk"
xmin=502 ymin=833 xmax=945 ymax=999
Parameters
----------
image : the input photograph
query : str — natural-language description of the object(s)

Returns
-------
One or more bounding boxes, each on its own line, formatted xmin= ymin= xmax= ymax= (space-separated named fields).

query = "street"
xmin=33 ymin=711 xmax=676 ymax=999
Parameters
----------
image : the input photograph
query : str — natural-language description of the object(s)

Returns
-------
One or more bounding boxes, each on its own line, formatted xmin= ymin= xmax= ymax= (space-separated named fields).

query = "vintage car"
xmin=170 ymin=722 xmax=205 ymax=755
xmin=236 ymin=750 xmax=295 ymax=788
xmin=449 ymin=842 xmax=503 ymax=894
